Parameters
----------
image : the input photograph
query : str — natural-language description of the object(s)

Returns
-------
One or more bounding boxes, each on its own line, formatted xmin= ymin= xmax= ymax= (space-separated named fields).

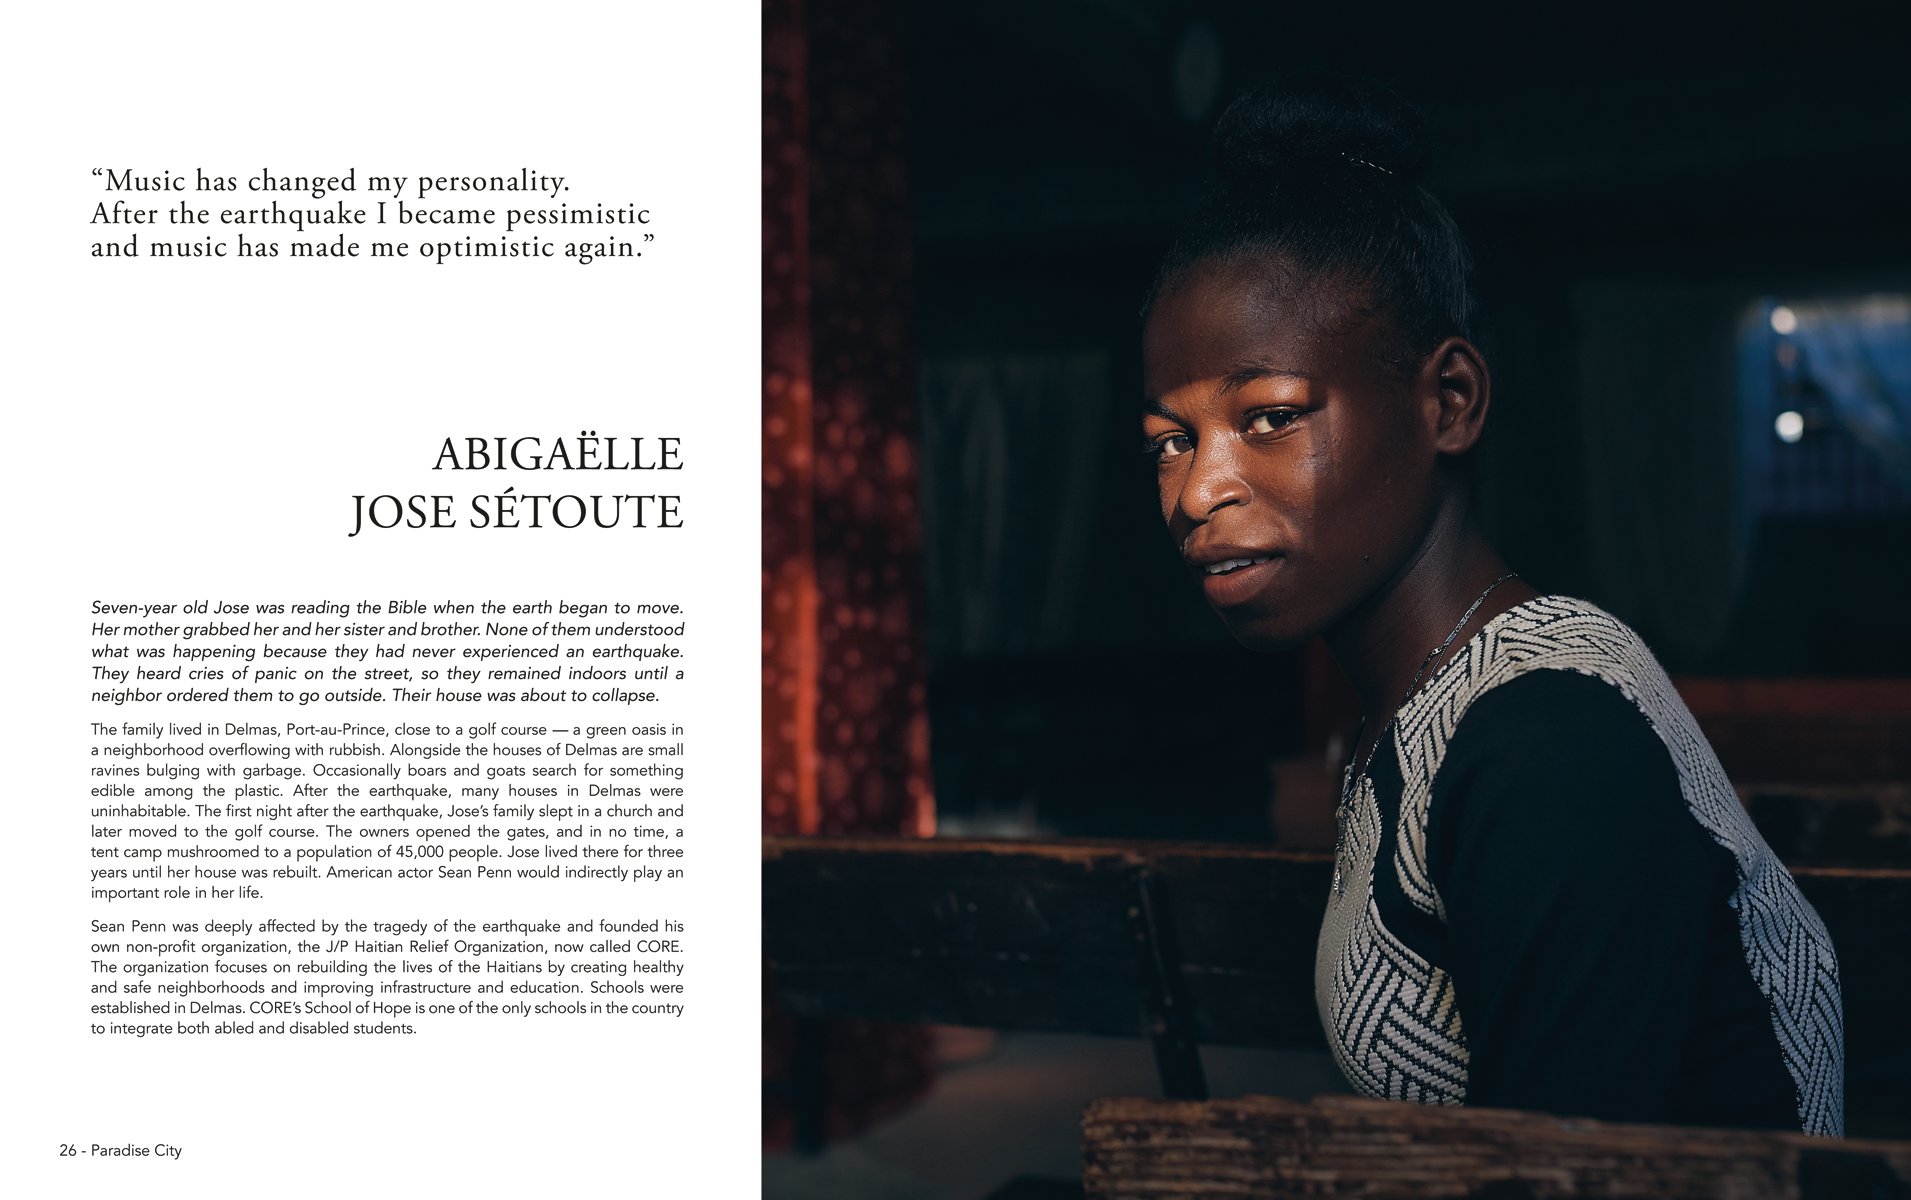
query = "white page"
xmin=2 ymin=3 xmax=760 ymax=1194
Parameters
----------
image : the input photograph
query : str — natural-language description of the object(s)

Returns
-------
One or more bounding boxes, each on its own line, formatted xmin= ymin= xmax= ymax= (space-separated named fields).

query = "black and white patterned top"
xmin=1313 ymin=594 xmax=1844 ymax=1134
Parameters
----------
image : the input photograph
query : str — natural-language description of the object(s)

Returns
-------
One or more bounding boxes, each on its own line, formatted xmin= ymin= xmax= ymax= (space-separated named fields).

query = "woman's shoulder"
xmin=1405 ymin=592 xmax=1694 ymax=752
xmin=1466 ymin=592 xmax=1667 ymax=689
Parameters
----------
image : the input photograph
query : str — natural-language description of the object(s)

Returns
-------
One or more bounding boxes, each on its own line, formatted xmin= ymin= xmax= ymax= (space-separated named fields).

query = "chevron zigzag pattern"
xmin=1313 ymin=594 xmax=1845 ymax=1135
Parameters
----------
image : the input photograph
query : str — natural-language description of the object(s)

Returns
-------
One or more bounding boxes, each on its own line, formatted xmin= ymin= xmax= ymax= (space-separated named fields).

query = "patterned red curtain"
xmin=763 ymin=0 xmax=935 ymax=1151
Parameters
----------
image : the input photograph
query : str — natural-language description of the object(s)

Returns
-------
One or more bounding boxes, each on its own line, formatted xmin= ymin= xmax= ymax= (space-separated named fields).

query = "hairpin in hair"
xmin=1342 ymin=154 xmax=1393 ymax=176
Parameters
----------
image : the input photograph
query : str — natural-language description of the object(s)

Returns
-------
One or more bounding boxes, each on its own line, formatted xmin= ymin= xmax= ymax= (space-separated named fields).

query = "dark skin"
xmin=1141 ymin=258 xmax=1540 ymax=766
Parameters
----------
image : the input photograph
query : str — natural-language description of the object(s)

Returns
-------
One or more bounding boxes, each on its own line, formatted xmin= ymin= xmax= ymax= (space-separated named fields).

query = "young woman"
xmin=1139 ymin=76 xmax=1844 ymax=1135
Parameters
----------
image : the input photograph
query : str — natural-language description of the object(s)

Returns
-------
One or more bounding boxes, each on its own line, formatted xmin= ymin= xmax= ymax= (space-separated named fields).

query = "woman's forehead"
xmin=1144 ymin=261 xmax=1385 ymax=392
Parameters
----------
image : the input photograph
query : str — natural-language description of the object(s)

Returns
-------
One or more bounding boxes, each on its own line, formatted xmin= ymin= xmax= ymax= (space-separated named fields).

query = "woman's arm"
xmin=1425 ymin=668 xmax=1792 ymax=1127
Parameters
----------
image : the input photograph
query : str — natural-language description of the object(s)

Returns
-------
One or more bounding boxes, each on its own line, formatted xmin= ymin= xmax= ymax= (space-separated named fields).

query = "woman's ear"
xmin=1420 ymin=336 xmax=1491 ymax=455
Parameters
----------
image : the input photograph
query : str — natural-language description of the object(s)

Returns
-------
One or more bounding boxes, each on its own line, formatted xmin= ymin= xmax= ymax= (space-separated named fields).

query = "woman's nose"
xmin=1179 ymin=439 xmax=1251 ymax=521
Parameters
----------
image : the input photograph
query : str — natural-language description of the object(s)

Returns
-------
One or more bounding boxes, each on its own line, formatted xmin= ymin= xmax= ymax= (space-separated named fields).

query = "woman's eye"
xmin=1149 ymin=433 xmax=1193 ymax=460
xmin=1247 ymin=409 xmax=1300 ymax=434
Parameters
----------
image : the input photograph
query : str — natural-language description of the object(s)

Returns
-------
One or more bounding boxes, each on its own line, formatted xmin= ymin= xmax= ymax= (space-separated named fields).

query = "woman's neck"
xmin=1322 ymin=504 xmax=1538 ymax=736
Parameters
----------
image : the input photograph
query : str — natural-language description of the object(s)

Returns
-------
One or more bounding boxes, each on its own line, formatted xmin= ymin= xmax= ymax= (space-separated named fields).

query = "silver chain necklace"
xmin=1331 ymin=572 xmax=1521 ymax=898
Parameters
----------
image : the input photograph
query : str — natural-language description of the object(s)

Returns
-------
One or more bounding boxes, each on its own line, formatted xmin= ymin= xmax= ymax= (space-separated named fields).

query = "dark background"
xmin=905 ymin=0 xmax=1911 ymax=844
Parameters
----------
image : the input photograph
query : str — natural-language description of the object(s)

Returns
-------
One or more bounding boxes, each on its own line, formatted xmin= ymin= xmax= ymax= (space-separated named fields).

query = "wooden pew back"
xmin=1082 ymin=1095 xmax=1911 ymax=1199
xmin=763 ymin=836 xmax=1911 ymax=1134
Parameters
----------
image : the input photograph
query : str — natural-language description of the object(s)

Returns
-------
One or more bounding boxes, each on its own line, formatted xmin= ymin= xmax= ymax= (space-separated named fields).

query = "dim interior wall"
xmin=906 ymin=115 xmax=1911 ymax=840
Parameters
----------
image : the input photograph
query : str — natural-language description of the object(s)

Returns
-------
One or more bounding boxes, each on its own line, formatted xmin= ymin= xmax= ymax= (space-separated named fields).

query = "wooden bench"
xmin=1081 ymin=1094 xmax=1911 ymax=1198
xmin=763 ymin=836 xmax=1911 ymax=1138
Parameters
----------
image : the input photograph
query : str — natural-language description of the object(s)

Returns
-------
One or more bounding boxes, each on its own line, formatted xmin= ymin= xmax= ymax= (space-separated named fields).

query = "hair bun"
xmin=1211 ymin=73 xmax=1430 ymax=187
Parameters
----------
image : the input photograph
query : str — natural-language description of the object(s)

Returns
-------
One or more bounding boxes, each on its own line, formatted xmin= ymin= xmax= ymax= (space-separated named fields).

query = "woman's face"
xmin=1141 ymin=260 xmax=1444 ymax=651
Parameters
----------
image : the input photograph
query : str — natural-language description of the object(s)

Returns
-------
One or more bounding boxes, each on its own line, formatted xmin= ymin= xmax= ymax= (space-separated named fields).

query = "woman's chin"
xmin=1218 ymin=611 xmax=1316 ymax=654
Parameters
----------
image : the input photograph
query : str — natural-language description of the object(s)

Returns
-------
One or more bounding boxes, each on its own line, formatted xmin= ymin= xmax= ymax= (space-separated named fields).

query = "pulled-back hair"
xmin=1147 ymin=73 xmax=1478 ymax=369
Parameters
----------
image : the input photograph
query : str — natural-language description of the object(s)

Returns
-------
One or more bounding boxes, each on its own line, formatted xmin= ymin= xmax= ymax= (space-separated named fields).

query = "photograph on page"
xmin=759 ymin=4 xmax=1911 ymax=1198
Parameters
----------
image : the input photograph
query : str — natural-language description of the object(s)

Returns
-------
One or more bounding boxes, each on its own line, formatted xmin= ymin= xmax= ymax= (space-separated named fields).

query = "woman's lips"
xmin=1198 ymin=555 xmax=1283 ymax=608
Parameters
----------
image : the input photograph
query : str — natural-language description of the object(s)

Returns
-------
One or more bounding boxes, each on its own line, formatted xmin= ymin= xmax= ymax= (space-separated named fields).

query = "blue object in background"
xmin=1741 ymin=296 xmax=1911 ymax=519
